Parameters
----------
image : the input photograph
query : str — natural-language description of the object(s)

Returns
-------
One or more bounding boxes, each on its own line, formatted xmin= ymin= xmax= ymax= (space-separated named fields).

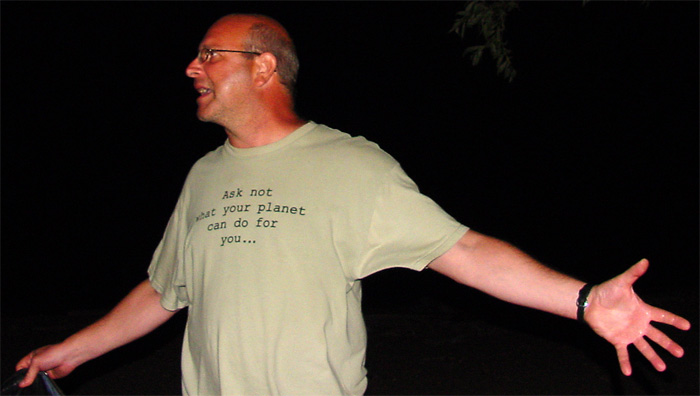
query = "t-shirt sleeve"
xmin=147 ymin=191 xmax=191 ymax=311
xmin=354 ymin=164 xmax=468 ymax=278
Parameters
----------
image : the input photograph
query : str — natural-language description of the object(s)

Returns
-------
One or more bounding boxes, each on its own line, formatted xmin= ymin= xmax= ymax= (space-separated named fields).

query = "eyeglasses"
xmin=197 ymin=48 xmax=262 ymax=63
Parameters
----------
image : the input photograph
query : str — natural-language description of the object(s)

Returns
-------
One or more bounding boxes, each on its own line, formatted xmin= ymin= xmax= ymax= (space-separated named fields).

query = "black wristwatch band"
xmin=576 ymin=283 xmax=594 ymax=323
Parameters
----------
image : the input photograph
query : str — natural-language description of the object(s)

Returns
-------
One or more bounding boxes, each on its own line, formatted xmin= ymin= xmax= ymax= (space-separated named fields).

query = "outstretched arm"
xmin=428 ymin=230 xmax=690 ymax=375
xmin=16 ymin=279 xmax=177 ymax=387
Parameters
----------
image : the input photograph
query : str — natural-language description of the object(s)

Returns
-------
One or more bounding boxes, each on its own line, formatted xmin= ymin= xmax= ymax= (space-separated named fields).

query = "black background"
xmin=2 ymin=1 xmax=698 ymax=394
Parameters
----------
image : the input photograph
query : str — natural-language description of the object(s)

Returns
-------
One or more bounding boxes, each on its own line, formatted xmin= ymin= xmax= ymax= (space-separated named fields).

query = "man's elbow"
xmin=428 ymin=230 xmax=485 ymax=282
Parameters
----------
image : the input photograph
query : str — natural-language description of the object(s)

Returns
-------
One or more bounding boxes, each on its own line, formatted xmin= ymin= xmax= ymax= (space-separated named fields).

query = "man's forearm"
xmin=61 ymin=279 xmax=177 ymax=365
xmin=428 ymin=230 xmax=585 ymax=319
xmin=17 ymin=279 xmax=177 ymax=386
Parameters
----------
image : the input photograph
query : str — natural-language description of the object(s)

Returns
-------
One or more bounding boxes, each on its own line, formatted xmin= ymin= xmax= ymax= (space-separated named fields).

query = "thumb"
xmin=18 ymin=365 xmax=40 ymax=388
xmin=618 ymin=258 xmax=649 ymax=287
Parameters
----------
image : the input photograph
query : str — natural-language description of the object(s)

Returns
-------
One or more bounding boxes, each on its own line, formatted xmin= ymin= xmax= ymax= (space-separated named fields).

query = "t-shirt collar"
xmin=223 ymin=121 xmax=317 ymax=158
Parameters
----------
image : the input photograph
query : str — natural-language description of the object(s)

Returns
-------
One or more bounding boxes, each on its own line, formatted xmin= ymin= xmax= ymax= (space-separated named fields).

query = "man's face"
xmin=186 ymin=18 xmax=256 ymax=126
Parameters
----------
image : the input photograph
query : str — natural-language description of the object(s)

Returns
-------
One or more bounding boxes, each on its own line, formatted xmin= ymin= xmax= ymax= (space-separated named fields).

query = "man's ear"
xmin=254 ymin=52 xmax=278 ymax=86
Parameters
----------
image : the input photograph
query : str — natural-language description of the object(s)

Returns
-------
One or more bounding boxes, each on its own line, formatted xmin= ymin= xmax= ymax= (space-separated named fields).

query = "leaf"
xmin=451 ymin=0 xmax=519 ymax=82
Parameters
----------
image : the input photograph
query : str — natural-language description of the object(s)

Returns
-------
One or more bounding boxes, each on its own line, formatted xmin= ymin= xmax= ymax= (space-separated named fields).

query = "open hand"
xmin=585 ymin=259 xmax=691 ymax=376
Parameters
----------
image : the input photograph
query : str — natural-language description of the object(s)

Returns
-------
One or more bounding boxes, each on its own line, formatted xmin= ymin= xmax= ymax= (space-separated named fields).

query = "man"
xmin=17 ymin=14 xmax=690 ymax=395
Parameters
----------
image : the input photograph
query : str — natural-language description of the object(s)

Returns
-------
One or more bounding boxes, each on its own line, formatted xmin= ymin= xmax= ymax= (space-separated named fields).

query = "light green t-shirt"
xmin=148 ymin=122 xmax=468 ymax=395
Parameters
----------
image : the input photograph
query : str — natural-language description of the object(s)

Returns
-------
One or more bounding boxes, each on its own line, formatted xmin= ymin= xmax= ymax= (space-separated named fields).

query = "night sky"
xmin=2 ymin=0 xmax=698 ymax=323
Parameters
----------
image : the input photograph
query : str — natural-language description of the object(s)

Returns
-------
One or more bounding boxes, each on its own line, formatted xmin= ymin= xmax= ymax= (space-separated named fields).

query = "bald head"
xmin=213 ymin=14 xmax=299 ymax=96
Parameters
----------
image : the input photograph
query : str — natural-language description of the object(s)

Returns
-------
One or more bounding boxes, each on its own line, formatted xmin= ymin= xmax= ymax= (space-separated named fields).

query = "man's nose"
xmin=186 ymin=58 xmax=202 ymax=78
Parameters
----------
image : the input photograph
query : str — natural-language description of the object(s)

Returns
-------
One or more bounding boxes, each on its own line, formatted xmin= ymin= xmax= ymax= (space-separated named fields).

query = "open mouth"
xmin=197 ymin=87 xmax=212 ymax=96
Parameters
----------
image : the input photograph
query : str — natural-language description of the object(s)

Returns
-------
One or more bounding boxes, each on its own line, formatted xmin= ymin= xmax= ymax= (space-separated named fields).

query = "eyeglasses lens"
xmin=198 ymin=49 xmax=210 ymax=63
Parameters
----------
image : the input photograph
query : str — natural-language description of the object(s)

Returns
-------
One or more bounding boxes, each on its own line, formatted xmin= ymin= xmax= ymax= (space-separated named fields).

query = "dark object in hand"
xmin=1 ymin=369 xmax=64 ymax=396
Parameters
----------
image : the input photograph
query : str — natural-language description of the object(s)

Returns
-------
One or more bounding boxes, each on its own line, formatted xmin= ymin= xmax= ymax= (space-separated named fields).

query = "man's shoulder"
xmin=193 ymin=143 xmax=227 ymax=165
xmin=305 ymin=123 xmax=398 ymax=169
xmin=179 ymin=144 xmax=228 ymax=184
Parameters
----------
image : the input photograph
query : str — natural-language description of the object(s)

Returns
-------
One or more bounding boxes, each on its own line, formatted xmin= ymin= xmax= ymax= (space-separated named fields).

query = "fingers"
xmin=615 ymin=344 xmax=633 ymax=376
xmin=615 ymin=324 xmax=687 ymax=377
xmin=15 ymin=351 xmax=36 ymax=387
xmin=633 ymin=337 xmax=666 ymax=372
xmin=650 ymin=306 xmax=692 ymax=331
xmin=19 ymin=360 xmax=41 ymax=388
xmin=646 ymin=325 xmax=685 ymax=358
xmin=15 ymin=352 xmax=32 ymax=371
